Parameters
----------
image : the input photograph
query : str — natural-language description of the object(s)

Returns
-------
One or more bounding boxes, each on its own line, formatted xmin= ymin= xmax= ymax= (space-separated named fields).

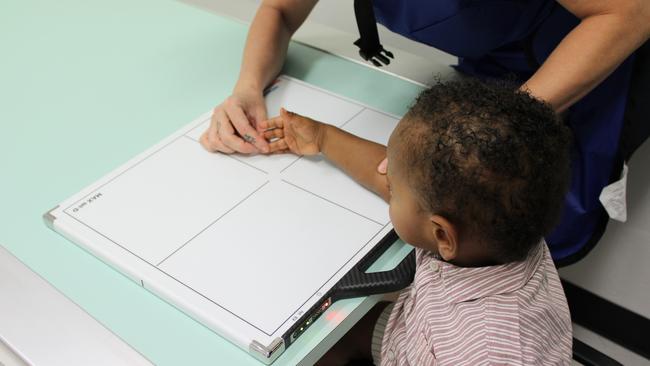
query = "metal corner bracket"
xmin=43 ymin=205 xmax=60 ymax=230
xmin=249 ymin=338 xmax=285 ymax=364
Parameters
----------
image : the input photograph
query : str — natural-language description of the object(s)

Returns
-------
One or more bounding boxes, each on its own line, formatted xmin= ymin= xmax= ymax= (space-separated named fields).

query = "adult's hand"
xmin=199 ymin=0 xmax=319 ymax=155
xmin=200 ymin=87 xmax=270 ymax=154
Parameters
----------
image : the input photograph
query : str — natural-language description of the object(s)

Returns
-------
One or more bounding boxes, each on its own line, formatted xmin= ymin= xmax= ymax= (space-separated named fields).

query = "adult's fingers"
xmin=251 ymin=103 xmax=268 ymax=131
xmin=200 ymin=131 xmax=234 ymax=153
xmin=215 ymin=108 xmax=258 ymax=154
xmin=200 ymin=113 xmax=235 ymax=153
xmin=224 ymin=103 xmax=269 ymax=153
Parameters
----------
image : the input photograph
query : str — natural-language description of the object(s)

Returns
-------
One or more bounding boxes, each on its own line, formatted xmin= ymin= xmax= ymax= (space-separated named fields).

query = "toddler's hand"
xmin=259 ymin=108 xmax=326 ymax=156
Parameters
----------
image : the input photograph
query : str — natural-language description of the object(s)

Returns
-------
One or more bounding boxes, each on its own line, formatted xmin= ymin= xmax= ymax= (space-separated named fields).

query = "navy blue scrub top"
xmin=372 ymin=0 xmax=636 ymax=262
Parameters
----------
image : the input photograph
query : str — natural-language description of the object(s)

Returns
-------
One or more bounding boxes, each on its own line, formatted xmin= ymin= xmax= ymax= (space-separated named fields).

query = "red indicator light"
xmin=325 ymin=310 xmax=345 ymax=324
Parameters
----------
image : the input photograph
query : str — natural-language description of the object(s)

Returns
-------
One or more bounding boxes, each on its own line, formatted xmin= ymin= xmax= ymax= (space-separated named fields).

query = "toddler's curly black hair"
xmin=399 ymin=78 xmax=572 ymax=262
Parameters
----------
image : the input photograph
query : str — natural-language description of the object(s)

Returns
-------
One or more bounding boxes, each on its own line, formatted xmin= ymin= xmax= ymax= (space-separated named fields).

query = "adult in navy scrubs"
xmin=200 ymin=0 xmax=650 ymax=263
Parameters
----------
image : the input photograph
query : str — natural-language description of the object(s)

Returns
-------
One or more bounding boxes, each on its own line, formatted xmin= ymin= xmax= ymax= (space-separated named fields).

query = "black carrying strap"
xmin=353 ymin=0 xmax=394 ymax=67
xmin=330 ymin=230 xmax=415 ymax=301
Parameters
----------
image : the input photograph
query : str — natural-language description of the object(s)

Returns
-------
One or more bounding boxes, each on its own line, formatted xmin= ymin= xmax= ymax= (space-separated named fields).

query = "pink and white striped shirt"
xmin=381 ymin=241 xmax=572 ymax=365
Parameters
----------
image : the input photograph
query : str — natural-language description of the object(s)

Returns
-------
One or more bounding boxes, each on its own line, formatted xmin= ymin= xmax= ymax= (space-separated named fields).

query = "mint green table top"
xmin=0 ymin=1 xmax=422 ymax=364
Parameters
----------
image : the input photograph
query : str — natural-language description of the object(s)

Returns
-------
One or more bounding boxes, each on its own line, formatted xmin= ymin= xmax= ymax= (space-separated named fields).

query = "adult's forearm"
xmin=235 ymin=6 xmax=292 ymax=93
xmin=320 ymin=126 xmax=390 ymax=202
xmin=235 ymin=0 xmax=318 ymax=93
xmin=522 ymin=2 xmax=650 ymax=112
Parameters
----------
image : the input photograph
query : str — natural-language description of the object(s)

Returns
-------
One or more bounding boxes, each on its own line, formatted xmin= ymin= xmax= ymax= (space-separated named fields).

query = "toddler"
xmin=260 ymin=79 xmax=573 ymax=365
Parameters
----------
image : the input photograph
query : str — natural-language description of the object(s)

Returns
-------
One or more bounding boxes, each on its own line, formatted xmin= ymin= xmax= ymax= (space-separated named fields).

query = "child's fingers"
xmin=268 ymin=139 xmax=288 ymax=153
xmin=258 ymin=116 xmax=284 ymax=130
xmin=263 ymin=128 xmax=284 ymax=140
xmin=280 ymin=107 xmax=296 ymax=118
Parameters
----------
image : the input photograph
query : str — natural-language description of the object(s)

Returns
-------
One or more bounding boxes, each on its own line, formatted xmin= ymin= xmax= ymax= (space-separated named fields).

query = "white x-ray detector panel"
xmin=44 ymin=76 xmax=403 ymax=363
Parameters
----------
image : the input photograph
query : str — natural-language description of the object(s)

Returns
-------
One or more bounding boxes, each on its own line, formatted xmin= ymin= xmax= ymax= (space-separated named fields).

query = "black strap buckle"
xmin=353 ymin=39 xmax=394 ymax=67
xmin=353 ymin=0 xmax=394 ymax=67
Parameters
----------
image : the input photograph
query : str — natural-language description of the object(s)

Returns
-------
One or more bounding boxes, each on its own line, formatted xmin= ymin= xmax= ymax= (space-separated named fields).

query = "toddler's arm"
xmin=260 ymin=108 xmax=390 ymax=202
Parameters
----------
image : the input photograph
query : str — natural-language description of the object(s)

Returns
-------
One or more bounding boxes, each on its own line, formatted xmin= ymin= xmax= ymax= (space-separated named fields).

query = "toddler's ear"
xmin=377 ymin=158 xmax=388 ymax=175
xmin=430 ymin=215 xmax=458 ymax=261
